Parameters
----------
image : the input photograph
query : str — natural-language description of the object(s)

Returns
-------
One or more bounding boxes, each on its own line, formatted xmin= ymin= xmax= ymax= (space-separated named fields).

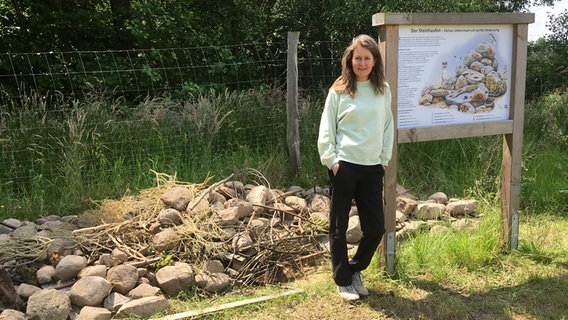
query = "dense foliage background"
xmin=0 ymin=0 xmax=557 ymax=51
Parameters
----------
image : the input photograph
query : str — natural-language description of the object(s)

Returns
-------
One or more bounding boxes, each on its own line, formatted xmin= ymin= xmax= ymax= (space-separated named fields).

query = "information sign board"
xmin=397 ymin=24 xmax=513 ymax=128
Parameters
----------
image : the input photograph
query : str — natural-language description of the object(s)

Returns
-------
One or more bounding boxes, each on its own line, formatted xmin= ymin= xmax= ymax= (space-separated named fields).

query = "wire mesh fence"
xmin=0 ymin=38 xmax=563 ymax=207
xmin=0 ymin=41 xmax=344 ymax=105
xmin=0 ymin=40 xmax=345 ymax=203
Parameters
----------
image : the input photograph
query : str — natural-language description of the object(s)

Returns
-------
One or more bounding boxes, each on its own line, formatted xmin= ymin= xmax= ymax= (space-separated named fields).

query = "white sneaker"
xmin=351 ymin=272 xmax=369 ymax=296
xmin=337 ymin=285 xmax=360 ymax=301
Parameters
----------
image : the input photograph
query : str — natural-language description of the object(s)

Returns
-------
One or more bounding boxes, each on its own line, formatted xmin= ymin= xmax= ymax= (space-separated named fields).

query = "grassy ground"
xmin=155 ymin=211 xmax=568 ymax=320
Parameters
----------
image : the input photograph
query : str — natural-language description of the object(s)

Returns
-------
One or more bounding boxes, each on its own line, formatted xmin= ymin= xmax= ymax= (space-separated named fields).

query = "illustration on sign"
xmin=397 ymin=25 xmax=513 ymax=129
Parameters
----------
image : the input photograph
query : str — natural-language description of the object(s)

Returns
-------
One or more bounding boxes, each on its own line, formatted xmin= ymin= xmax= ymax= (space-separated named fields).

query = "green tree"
xmin=110 ymin=0 xmax=134 ymax=50
xmin=526 ymin=7 xmax=568 ymax=99
xmin=0 ymin=0 xmax=553 ymax=52
xmin=126 ymin=0 xmax=273 ymax=48
xmin=0 ymin=0 xmax=116 ymax=52
xmin=547 ymin=7 xmax=568 ymax=42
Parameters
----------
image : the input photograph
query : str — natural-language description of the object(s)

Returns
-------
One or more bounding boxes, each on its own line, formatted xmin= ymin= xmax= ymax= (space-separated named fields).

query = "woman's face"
xmin=351 ymin=45 xmax=375 ymax=82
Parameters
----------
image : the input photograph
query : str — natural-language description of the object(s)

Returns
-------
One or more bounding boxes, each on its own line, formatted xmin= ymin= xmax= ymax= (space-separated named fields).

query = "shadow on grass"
xmin=364 ymin=273 xmax=568 ymax=319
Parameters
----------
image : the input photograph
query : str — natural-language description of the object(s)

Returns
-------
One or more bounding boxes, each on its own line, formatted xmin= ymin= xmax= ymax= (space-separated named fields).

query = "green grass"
xmin=521 ymin=148 xmax=568 ymax=214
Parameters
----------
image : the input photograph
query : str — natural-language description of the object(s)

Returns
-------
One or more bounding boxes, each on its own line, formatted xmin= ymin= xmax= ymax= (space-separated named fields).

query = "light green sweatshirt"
xmin=317 ymin=80 xmax=394 ymax=169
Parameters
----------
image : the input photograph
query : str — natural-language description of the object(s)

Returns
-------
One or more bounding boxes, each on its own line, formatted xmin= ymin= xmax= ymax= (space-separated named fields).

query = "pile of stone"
xmin=0 ymin=177 xmax=479 ymax=319
xmin=395 ymin=186 xmax=479 ymax=238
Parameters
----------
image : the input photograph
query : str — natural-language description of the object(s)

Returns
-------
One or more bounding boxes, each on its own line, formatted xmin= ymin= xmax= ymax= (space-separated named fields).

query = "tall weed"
xmin=0 ymin=86 xmax=291 ymax=218
xmin=396 ymin=136 xmax=502 ymax=199
xmin=522 ymin=91 xmax=568 ymax=215
xmin=396 ymin=208 xmax=502 ymax=282
xmin=523 ymin=90 xmax=568 ymax=149
xmin=1 ymin=86 xmax=567 ymax=219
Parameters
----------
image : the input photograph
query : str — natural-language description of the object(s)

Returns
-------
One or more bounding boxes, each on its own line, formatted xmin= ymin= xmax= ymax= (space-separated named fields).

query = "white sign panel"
xmin=397 ymin=24 xmax=513 ymax=129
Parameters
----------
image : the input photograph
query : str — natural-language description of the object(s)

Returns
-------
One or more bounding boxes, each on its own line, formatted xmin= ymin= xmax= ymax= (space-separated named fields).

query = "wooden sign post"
xmin=372 ymin=13 xmax=534 ymax=274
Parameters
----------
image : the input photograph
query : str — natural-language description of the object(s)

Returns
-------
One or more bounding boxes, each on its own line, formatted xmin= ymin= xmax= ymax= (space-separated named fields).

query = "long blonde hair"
xmin=331 ymin=34 xmax=386 ymax=97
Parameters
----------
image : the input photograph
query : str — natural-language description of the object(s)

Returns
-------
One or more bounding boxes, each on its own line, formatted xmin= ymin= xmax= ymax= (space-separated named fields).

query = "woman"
xmin=317 ymin=34 xmax=394 ymax=301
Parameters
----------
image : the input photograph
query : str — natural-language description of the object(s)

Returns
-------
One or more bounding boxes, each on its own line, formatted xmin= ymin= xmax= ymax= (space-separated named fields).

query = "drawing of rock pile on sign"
xmin=419 ymin=39 xmax=507 ymax=114
xmin=419 ymin=38 xmax=507 ymax=113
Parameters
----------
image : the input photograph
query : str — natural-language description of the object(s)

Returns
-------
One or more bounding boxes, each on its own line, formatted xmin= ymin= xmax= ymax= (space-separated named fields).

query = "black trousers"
xmin=328 ymin=161 xmax=385 ymax=286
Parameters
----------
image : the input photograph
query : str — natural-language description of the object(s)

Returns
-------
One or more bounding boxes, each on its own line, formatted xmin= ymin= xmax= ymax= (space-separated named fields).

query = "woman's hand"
xmin=332 ymin=162 xmax=340 ymax=176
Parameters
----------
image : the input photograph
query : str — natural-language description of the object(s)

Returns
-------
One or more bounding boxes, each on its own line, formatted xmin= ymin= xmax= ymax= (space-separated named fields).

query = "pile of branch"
xmin=21 ymin=172 xmax=328 ymax=286
xmin=236 ymin=233 xmax=327 ymax=286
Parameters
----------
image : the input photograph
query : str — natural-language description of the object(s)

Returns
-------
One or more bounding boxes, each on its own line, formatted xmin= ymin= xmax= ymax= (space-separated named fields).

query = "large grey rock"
xmin=346 ymin=215 xmax=362 ymax=244
xmin=41 ymin=220 xmax=76 ymax=232
xmin=98 ymin=253 xmax=121 ymax=268
xmin=78 ymin=265 xmax=108 ymax=279
xmin=396 ymin=210 xmax=407 ymax=223
xmin=69 ymin=276 xmax=112 ymax=307
xmin=0 ymin=309 xmax=27 ymax=320
xmin=77 ymin=306 xmax=112 ymax=320
xmin=55 ymin=255 xmax=87 ymax=281
xmin=246 ymin=186 xmax=268 ymax=206
xmin=157 ymin=208 xmax=184 ymax=227
xmin=2 ymin=218 xmax=23 ymax=229
xmin=413 ymin=203 xmax=446 ymax=220
xmin=225 ymin=199 xmax=254 ymax=218
xmin=36 ymin=265 xmax=56 ymax=284
xmin=0 ymin=224 xmax=13 ymax=235
xmin=103 ymin=292 xmax=131 ymax=312
xmin=106 ymin=264 xmax=139 ymax=295
xmin=160 ymin=186 xmax=192 ymax=211
xmin=16 ymin=283 xmax=41 ymax=300
xmin=397 ymin=220 xmax=427 ymax=239
xmin=396 ymin=196 xmax=419 ymax=217
xmin=286 ymin=186 xmax=305 ymax=194
xmin=206 ymin=259 xmax=225 ymax=273
xmin=271 ymin=202 xmax=295 ymax=220
xmin=35 ymin=214 xmax=59 ymax=225
xmin=445 ymin=82 xmax=489 ymax=107
xmin=284 ymin=196 xmax=308 ymax=214
xmin=430 ymin=225 xmax=451 ymax=235
xmin=127 ymin=283 xmax=160 ymax=299
xmin=115 ymin=296 xmax=170 ymax=319
xmin=225 ymin=180 xmax=245 ymax=197
xmin=310 ymin=211 xmax=329 ymax=222
xmin=155 ymin=262 xmax=195 ymax=296
xmin=26 ymin=289 xmax=71 ymax=320
xmin=216 ymin=207 xmax=240 ymax=226
xmin=195 ymin=272 xmax=231 ymax=293
xmin=303 ymin=186 xmax=325 ymax=198
xmin=0 ymin=234 xmax=10 ymax=244
xmin=188 ymin=197 xmax=210 ymax=214
xmin=111 ymin=248 xmax=128 ymax=263
xmin=11 ymin=225 xmax=37 ymax=238
xmin=208 ymin=190 xmax=226 ymax=204
xmin=217 ymin=186 xmax=237 ymax=200
xmin=428 ymin=192 xmax=449 ymax=205
xmin=232 ymin=232 xmax=253 ymax=252
xmin=446 ymin=200 xmax=478 ymax=217
xmin=309 ymin=194 xmax=330 ymax=213
xmin=152 ymin=228 xmax=179 ymax=252
xmin=267 ymin=188 xmax=284 ymax=203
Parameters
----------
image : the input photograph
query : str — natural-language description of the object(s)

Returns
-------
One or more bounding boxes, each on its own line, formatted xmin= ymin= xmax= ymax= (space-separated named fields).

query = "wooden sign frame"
xmin=372 ymin=13 xmax=534 ymax=274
